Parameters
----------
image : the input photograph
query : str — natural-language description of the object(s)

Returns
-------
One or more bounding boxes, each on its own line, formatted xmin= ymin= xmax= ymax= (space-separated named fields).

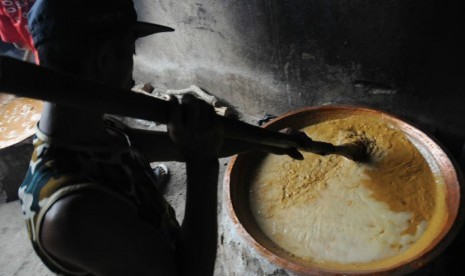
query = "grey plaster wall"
xmin=133 ymin=0 xmax=464 ymax=144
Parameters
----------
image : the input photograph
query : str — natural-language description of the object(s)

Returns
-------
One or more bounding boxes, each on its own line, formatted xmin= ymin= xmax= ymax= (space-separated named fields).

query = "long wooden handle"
xmin=0 ymin=56 xmax=333 ymax=153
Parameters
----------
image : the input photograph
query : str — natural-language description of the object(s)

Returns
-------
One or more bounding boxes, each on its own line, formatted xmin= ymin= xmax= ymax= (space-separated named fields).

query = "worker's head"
xmin=28 ymin=0 xmax=173 ymax=89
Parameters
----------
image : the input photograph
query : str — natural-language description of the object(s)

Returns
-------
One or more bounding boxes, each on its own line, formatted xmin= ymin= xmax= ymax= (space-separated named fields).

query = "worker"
xmin=18 ymin=0 xmax=302 ymax=275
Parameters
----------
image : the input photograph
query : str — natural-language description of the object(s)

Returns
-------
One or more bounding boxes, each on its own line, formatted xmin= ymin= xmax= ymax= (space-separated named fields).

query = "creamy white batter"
xmin=248 ymin=115 xmax=445 ymax=269
xmin=250 ymin=155 xmax=426 ymax=264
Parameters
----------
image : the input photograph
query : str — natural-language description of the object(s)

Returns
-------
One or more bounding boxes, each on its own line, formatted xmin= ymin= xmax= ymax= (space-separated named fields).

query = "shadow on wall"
xmin=263 ymin=0 xmax=464 ymax=92
xmin=236 ymin=0 xmax=463 ymax=129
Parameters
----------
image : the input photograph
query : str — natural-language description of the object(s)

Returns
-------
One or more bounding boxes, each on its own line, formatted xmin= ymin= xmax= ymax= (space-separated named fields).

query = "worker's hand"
xmin=270 ymin=128 xmax=305 ymax=160
xmin=167 ymin=94 xmax=223 ymax=162
xmin=263 ymin=145 xmax=304 ymax=160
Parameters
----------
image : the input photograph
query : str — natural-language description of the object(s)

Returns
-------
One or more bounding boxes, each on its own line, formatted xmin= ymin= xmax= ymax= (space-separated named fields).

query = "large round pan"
xmin=224 ymin=105 xmax=463 ymax=276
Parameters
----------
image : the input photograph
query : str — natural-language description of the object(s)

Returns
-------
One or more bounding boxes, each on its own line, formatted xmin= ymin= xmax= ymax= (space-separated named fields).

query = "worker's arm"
xmin=167 ymin=94 xmax=222 ymax=275
xmin=128 ymin=127 xmax=303 ymax=162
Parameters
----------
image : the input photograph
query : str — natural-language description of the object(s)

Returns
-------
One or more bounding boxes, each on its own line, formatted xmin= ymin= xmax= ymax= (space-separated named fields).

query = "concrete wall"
xmin=133 ymin=0 xmax=464 ymax=154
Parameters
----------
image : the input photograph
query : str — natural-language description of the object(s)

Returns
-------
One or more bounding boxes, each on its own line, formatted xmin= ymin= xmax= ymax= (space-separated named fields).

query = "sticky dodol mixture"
xmin=249 ymin=114 xmax=444 ymax=270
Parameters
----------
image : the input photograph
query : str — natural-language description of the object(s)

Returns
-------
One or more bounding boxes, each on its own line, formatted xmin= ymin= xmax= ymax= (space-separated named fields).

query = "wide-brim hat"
xmin=134 ymin=22 xmax=174 ymax=38
xmin=28 ymin=0 xmax=174 ymax=47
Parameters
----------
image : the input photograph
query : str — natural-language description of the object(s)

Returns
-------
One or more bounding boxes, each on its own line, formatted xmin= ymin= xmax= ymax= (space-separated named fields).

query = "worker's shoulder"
xmin=39 ymin=184 xmax=177 ymax=275
xmin=40 ymin=187 xmax=138 ymax=256
xmin=44 ymin=186 xmax=137 ymax=229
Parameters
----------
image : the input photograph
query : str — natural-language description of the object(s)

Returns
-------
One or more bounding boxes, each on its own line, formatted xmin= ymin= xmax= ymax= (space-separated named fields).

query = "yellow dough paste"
xmin=249 ymin=114 xmax=447 ymax=271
